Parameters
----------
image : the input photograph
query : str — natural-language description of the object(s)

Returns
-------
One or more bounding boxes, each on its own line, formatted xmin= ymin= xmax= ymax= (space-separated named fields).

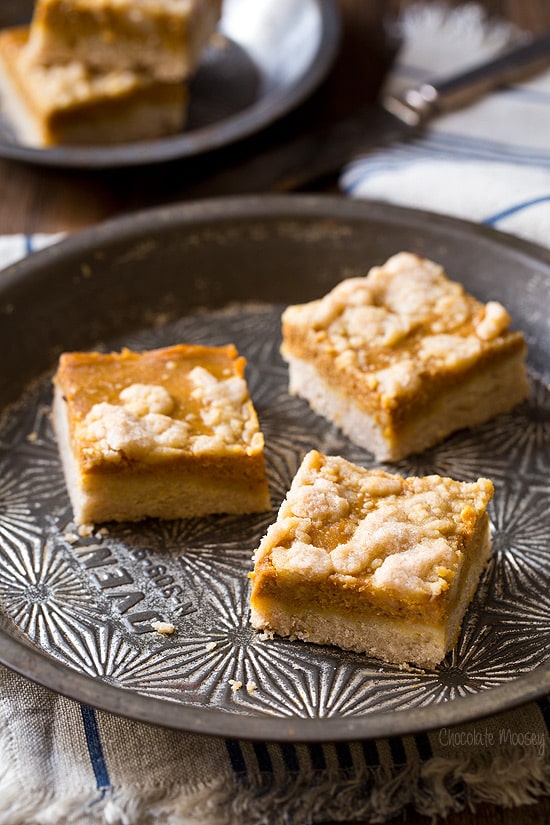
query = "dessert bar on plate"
xmin=0 ymin=26 xmax=187 ymax=146
xmin=24 ymin=0 xmax=223 ymax=81
xmin=52 ymin=343 xmax=271 ymax=524
xmin=250 ymin=450 xmax=494 ymax=668
xmin=281 ymin=252 xmax=529 ymax=461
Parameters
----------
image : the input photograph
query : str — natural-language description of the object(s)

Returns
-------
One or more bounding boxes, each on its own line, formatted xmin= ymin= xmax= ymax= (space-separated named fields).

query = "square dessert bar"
xmin=24 ymin=0 xmax=223 ymax=81
xmin=281 ymin=252 xmax=529 ymax=461
xmin=52 ymin=343 xmax=271 ymax=524
xmin=250 ymin=450 xmax=494 ymax=668
xmin=0 ymin=26 xmax=187 ymax=146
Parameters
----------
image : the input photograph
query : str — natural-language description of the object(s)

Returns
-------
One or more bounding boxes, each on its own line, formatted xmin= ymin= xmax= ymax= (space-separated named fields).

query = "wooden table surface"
xmin=1 ymin=2 xmax=549 ymax=823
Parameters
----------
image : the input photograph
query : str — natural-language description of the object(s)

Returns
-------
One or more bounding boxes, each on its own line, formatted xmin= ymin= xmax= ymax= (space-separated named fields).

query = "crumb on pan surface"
xmin=151 ymin=620 xmax=175 ymax=635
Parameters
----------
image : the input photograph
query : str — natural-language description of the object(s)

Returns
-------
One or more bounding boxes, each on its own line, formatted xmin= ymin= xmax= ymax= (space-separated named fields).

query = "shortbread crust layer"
xmin=250 ymin=450 xmax=494 ymax=668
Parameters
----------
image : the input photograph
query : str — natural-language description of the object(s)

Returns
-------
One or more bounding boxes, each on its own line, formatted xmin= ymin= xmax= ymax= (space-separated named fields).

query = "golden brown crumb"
xmin=151 ymin=620 xmax=175 ymax=636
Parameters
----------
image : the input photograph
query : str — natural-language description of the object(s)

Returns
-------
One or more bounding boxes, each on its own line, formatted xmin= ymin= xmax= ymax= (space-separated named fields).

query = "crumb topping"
xmin=188 ymin=367 xmax=261 ymax=453
xmin=119 ymin=383 xmax=175 ymax=416
xmin=257 ymin=451 xmax=493 ymax=602
xmin=81 ymin=398 xmax=191 ymax=460
xmin=57 ymin=345 xmax=265 ymax=468
xmin=78 ymin=373 xmax=261 ymax=463
xmin=282 ymin=252 xmax=518 ymax=404
xmin=474 ymin=301 xmax=512 ymax=341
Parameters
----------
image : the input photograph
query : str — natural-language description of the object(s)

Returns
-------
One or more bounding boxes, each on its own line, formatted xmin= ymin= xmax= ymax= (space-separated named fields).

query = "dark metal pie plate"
xmin=0 ymin=195 xmax=549 ymax=741
xmin=0 ymin=0 xmax=340 ymax=168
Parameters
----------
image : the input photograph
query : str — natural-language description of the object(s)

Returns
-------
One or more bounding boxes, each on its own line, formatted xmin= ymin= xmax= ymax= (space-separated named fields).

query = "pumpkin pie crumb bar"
xmin=250 ymin=450 xmax=494 ymax=668
xmin=25 ymin=0 xmax=222 ymax=81
xmin=52 ymin=343 xmax=271 ymax=524
xmin=281 ymin=252 xmax=529 ymax=461
xmin=0 ymin=26 xmax=187 ymax=146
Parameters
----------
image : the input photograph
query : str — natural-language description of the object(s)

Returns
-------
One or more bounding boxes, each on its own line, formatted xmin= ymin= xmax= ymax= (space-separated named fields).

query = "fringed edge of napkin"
xmin=223 ymin=749 xmax=550 ymax=824
xmin=1 ymin=741 xmax=549 ymax=825
xmin=227 ymin=749 xmax=550 ymax=824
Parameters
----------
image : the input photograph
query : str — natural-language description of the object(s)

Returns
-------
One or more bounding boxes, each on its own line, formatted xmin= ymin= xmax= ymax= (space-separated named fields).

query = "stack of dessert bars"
xmin=0 ymin=0 xmax=222 ymax=146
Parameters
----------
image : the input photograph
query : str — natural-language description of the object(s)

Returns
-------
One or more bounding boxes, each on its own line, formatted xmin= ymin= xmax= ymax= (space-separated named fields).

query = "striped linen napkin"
xmin=340 ymin=3 xmax=550 ymax=249
xmin=0 ymin=664 xmax=549 ymax=824
xmin=2 ymin=5 xmax=550 ymax=823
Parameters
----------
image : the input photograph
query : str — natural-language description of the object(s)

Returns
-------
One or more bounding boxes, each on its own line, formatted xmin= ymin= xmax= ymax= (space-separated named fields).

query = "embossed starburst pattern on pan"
xmin=0 ymin=303 xmax=549 ymax=719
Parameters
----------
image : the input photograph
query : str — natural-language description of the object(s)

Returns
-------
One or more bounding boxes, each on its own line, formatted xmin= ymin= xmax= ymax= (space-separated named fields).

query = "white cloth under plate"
xmin=341 ymin=2 xmax=550 ymax=249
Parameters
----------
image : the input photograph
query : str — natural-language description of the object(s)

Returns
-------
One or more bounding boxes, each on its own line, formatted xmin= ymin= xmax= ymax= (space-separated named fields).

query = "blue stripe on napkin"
xmin=537 ymin=696 xmax=550 ymax=735
xmin=226 ymin=739 xmax=247 ymax=774
xmin=388 ymin=736 xmax=407 ymax=764
xmin=361 ymin=739 xmax=380 ymax=766
xmin=80 ymin=705 xmax=111 ymax=792
xmin=415 ymin=732 xmax=433 ymax=761
xmin=483 ymin=194 xmax=550 ymax=225
xmin=309 ymin=743 xmax=327 ymax=771
xmin=280 ymin=742 xmax=300 ymax=773
xmin=253 ymin=741 xmax=273 ymax=774
xmin=335 ymin=741 xmax=354 ymax=771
